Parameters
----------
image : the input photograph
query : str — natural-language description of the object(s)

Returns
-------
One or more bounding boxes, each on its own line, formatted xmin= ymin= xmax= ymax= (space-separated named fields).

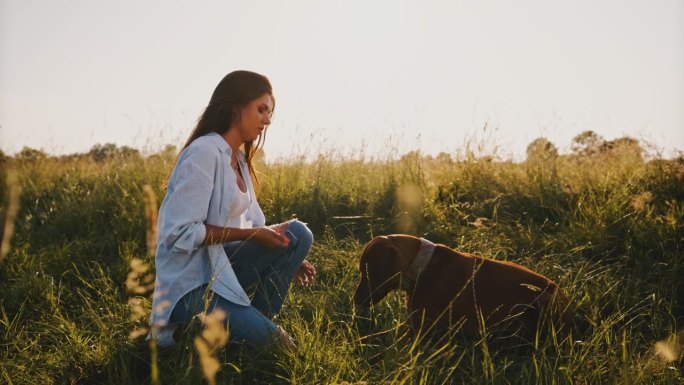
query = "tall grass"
xmin=0 ymin=142 xmax=682 ymax=384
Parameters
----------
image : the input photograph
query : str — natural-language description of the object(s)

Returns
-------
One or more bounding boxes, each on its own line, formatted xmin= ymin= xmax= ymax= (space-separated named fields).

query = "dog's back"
xmin=409 ymin=245 xmax=572 ymax=337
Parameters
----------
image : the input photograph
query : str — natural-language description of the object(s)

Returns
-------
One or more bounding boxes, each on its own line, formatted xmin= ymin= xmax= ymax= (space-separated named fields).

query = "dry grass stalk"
xmin=141 ymin=185 xmax=162 ymax=385
xmin=126 ymin=257 xmax=153 ymax=340
xmin=125 ymin=257 xmax=155 ymax=295
xmin=1 ymin=171 xmax=21 ymax=263
xmin=194 ymin=309 xmax=229 ymax=385
xmin=128 ymin=327 xmax=150 ymax=341
xmin=124 ymin=186 xmax=158 ymax=340
xmin=121 ymin=185 xmax=162 ymax=383
xmin=142 ymin=184 xmax=158 ymax=257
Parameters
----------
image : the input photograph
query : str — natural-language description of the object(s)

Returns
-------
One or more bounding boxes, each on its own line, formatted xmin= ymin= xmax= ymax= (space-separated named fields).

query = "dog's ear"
xmin=354 ymin=237 xmax=402 ymax=306
xmin=355 ymin=237 xmax=389 ymax=306
xmin=358 ymin=236 xmax=388 ymax=268
xmin=359 ymin=236 xmax=402 ymax=275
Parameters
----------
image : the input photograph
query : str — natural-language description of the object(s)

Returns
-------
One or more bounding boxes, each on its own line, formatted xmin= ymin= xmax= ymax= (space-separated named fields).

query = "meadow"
xmin=0 ymin=133 xmax=682 ymax=384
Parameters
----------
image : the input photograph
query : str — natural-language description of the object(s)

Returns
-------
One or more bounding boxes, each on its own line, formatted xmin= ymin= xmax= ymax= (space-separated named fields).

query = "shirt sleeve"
xmin=158 ymin=143 xmax=216 ymax=254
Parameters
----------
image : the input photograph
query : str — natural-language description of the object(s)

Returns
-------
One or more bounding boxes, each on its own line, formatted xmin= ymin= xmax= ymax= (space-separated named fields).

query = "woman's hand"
xmin=270 ymin=222 xmax=290 ymax=247
xmin=251 ymin=227 xmax=289 ymax=249
xmin=294 ymin=260 xmax=316 ymax=287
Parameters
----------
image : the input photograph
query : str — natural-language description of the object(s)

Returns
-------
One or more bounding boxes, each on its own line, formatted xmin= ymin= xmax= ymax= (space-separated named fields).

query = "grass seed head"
xmin=653 ymin=334 xmax=681 ymax=364
xmin=195 ymin=309 xmax=229 ymax=385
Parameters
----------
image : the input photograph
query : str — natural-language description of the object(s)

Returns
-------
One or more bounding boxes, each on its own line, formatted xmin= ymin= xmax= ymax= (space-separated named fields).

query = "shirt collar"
xmin=206 ymin=132 xmax=231 ymax=154
xmin=205 ymin=132 xmax=246 ymax=161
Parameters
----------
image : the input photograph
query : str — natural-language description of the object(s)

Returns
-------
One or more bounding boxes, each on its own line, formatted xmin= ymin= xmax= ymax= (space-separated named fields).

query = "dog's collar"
xmin=405 ymin=238 xmax=436 ymax=283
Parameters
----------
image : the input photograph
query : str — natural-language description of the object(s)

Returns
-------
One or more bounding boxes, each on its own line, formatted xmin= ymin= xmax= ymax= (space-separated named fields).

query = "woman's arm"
xmin=204 ymin=224 xmax=289 ymax=249
xmin=158 ymin=145 xmax=214 ymax=254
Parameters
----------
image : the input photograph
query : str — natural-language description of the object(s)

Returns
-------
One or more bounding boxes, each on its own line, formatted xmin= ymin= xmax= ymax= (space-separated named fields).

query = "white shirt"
xmin=150 ymin=132 xmax=265 ymax=327
xmin=227 ymin=186 xmax=250 ymax=228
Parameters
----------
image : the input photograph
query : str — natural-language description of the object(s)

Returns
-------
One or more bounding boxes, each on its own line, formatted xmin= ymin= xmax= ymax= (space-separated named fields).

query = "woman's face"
xmin=234 ymin=93 xmax=274 ymax=143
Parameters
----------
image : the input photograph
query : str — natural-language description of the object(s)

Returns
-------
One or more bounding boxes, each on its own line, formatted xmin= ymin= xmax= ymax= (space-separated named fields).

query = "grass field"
xmin=0 ymin=135 xmax=682 ymax=384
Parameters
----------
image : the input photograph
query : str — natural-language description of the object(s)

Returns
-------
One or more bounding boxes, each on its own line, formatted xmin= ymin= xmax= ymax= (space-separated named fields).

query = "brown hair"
xmin=180 ymin=70 xmax=274 ymax=187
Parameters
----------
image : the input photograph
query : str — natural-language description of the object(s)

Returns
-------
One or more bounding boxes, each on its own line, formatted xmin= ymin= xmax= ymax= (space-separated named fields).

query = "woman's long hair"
xmin=179 ymin=70 xmax=274 ymax=188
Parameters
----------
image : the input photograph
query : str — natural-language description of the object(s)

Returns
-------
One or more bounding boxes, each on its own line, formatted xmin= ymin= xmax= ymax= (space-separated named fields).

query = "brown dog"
xmin=353 ymin=234 xmax=572 ymax=339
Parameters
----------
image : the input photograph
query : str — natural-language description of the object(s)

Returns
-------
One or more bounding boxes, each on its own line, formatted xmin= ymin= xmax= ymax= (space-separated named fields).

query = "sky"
xmin=1 ymin=0 xmax=683 ymax=161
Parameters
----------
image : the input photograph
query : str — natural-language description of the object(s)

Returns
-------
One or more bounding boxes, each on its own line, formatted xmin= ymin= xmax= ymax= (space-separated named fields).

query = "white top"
xmin=227 ymin=175 xmax=251 ymax=227
xmin=150 ymin=132 xmax=265 ymax=328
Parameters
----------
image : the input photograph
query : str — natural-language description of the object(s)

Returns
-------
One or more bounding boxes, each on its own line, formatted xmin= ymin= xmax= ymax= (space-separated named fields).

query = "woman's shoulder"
xmin=187 ymin=134 xmax=224 ymax=151
xmin=184 ymin=134 xmax=230 ymax=156
xmin=176 ymin=134 xmax=227 ymax=168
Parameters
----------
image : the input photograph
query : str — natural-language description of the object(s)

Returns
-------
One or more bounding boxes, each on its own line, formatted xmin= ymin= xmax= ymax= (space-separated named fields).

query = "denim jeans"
xmin=169 ymin=220 xmax=313 ymax=346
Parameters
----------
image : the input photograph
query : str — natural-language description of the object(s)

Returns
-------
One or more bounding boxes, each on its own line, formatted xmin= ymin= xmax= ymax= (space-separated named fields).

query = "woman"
xmin=150 ymin=70 xmax=316 ymax=349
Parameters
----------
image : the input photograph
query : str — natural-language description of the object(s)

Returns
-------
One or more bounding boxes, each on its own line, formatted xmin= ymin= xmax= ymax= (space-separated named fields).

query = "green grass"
xmin=0 ymin=141 xmax=682 ymax=384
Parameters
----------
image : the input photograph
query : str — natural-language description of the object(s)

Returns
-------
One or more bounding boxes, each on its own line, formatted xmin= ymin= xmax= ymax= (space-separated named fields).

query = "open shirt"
xmin=150 ymin=132 xmax=265 ymax=327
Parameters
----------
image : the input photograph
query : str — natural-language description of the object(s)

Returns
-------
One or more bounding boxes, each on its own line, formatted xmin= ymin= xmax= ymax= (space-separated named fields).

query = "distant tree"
xmin=570 ymin=131 xmax=644 ymax=163
xmin=600 ymin=137 xmax=643 ymax=162
xmin=526 ymin=137 xmax=558 ymax=163
xmin=16 ymin=147 xmax=47 ymax=161
xmin=435 ymin=152 xmax=453 ymax=164
xmin=400 ymin=150 xmax=423 ymax=163
xmin=88 ymin=143 xmax=140 ymax=162
xmin=118 ymin=145 xmax=141 ymax=158
xmin=88 ymin=143 xmax=116 ymax=161
xmin=161 ymin=144 xmax=178 ymax=156
xmin=571 ymin=130 xmax=604 ymax=157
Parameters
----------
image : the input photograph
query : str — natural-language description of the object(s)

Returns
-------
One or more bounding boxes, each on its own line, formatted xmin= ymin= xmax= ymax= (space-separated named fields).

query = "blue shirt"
xmin=150 ymin=132 xmax=265 ymax=327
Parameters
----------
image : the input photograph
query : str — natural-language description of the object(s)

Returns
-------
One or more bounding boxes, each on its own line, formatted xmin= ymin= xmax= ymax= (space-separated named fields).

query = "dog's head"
xmin=353 ymin=235 xmax=420 ymax=307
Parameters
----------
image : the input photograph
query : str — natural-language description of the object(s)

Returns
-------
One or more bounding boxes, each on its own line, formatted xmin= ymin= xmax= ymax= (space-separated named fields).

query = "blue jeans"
xmin=170 ymin=220 xmax=313 ymax=346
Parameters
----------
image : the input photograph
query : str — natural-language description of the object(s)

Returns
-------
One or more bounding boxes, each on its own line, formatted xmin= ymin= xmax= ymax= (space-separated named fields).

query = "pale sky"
xmin=1 ymin=0 xmax=683 ymax=161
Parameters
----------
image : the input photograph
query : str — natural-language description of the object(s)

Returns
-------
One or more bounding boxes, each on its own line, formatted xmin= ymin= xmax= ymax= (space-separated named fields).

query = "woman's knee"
xmin=287 ymin=220 xmax=313 ymax=248
xmin=218 ymin=300 xmax=277 ymax=346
